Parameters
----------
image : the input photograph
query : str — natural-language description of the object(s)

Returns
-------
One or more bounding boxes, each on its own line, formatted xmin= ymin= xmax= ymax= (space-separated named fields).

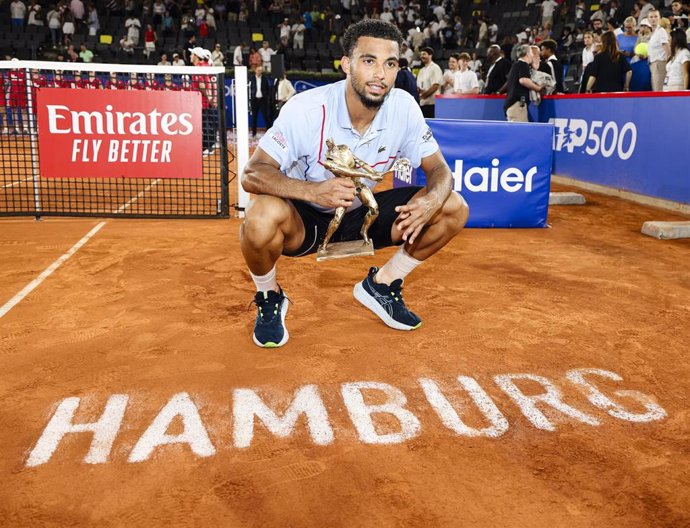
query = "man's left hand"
xmin=394 ymin=194 xmax=443 ymax=245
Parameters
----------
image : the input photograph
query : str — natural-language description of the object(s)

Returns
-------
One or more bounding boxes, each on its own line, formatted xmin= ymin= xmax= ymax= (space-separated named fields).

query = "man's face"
xmin=448 ymin=56 xmax=458 ymax=70
xmin=540 ymin=46 xmax=551 ymax=59
xmin=593 ymin=19 xmax=602 ymax=30
xmin=648 ymin=11 xmax=659 ymax=26
xmin=255 ymin=65 xmax=263 ymax=76
xmin=342 ymin=36 xmax=399 ymax=110
xmin=420 ymin=50 xmax=431 ymax=64
xmin=672 ymin=2 xmax=682 ymax=14
xmin=458 ymin=58 xmax=469 ymax=70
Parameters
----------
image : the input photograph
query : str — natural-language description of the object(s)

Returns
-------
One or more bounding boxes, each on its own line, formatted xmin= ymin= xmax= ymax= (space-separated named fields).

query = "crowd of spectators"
xmin=2 ymin=0 xmax=689 ymax=97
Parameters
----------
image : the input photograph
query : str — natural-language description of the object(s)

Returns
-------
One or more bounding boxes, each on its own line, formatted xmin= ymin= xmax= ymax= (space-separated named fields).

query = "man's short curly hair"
xmin=341 ymin=19 xmax=404 ymax=57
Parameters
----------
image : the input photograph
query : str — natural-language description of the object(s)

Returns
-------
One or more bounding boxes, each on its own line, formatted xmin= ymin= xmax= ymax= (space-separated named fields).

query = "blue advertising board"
xmin=436 ymin=93 xmax=690 ymax=205
xmin=395 ymin=119 xmax=553 ymax=228
xmin=536 ymin=94 xmax=690 ymax=204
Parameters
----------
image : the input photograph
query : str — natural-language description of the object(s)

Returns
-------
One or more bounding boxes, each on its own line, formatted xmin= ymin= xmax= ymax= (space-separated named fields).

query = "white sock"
xmin=376 ymin=247 xmax=422 ymax=284
xmin=250 ymin=266 xmax=278 ymax=293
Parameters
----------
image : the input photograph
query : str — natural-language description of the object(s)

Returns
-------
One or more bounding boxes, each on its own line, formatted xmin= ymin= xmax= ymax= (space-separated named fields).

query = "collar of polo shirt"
xmin=335 ymin=81 xmax=389 ymax=136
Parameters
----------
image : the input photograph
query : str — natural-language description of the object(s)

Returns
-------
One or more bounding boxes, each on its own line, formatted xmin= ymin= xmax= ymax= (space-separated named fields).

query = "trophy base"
xmin=316 ymin=239 xmax=375 ymax=262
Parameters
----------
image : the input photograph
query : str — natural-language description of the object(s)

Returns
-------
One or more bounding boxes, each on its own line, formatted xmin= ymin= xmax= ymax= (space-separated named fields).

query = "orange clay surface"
xmin=1 ymin=184 xmax=689 ymax=527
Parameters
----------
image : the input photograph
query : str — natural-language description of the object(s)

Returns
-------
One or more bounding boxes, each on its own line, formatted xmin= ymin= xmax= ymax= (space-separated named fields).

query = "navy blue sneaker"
xmin=252 ymin=288 xmax=289 ymax=348
xmin=353 ymin=267 xmax=422 ymax=331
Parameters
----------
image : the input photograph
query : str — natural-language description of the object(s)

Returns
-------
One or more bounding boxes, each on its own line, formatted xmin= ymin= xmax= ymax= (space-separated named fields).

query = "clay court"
xmin=1 ymin=167 xmax=689 ymax=526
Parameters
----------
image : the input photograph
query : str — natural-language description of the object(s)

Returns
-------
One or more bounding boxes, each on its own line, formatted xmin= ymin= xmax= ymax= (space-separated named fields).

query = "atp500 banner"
xmin=36 ymin=88 xmax=202 ymax=179
xmin=395 ymin=119 xmax=553 ymax=228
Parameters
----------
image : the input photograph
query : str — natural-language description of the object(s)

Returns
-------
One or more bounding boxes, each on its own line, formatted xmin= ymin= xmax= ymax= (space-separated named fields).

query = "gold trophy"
xmin=316 ymin=138 xmax=411 ymax=262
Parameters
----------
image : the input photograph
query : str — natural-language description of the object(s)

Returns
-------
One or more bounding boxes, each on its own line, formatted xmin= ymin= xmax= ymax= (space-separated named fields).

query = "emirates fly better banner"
xmin=36 ymin=88 xmax=202 ymax=178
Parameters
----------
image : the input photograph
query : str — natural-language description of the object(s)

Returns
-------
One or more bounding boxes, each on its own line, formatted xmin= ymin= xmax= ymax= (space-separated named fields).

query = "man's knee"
xmin=241 ymin=195 xmax=291 ymax=247
xmin=441 ymin=192 xmax=469 ymax=234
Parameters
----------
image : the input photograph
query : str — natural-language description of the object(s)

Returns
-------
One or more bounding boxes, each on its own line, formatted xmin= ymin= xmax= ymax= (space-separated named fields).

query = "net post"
xmin=24 ymin=67 xmax=42 ymax=220
xmin=234 ymin=66 xmax=250 ymax=217
xmin=217 ymin=71 xmax=230 ymax=218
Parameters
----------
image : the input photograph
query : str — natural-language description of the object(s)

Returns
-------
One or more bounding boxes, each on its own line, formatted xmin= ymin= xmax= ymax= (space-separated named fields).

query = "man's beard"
xmin=351 ymin=76 xmax=387 ymax=109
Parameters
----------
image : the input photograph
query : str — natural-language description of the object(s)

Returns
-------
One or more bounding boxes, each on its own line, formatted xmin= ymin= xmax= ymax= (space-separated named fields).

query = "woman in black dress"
xmin=586 ymin=31 xmax=632 ymax=93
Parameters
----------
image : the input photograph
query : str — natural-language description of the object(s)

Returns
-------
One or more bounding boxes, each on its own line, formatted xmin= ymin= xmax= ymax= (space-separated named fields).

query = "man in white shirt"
xmin=639 ymin=0 xmax=655 ymax=22
xmin=125 ymin=16 xmax=141 ymax=46
xmin=258 ymin=40 xmax=276 ymax=73
xmin=541 ymin=0 xmax=558 ymax=27
xmin=400 ymin=41 xmax=414 ymax=64
xmin=291 ymin=18 xmax=306 ymax=49
xmin=278 ymin=18 xmax=291 ymax=41
xmin=10 ymin=0 xmax=27 ymax=27
xmin=453 ymin=52 xmax=480 ymax=94
xmin=416 ymin=46 xmax=443 ymax=117
xmin=70 ymin=0 xmax=85 ymax=23
xmin=647 ymin=9 xmax=671 ymax=90
xmin=239 ymin=20 xmax=468 ymax=347
xmin=380 ymin=8 xmax=394 ymax=24
xmin=233 ymin=42 xmax=245 ymax=66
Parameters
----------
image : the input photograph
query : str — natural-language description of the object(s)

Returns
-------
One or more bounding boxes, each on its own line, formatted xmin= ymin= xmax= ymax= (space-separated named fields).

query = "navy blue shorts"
xmin=285 ymin=186 xmax=423 ymax=257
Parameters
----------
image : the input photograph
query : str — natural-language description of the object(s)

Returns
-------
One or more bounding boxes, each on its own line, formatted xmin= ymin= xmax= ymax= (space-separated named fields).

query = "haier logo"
xmin=453 ymin=159 xmax=536 ymax=193
xmin=549 ymin=118 xmax=637 ymax=160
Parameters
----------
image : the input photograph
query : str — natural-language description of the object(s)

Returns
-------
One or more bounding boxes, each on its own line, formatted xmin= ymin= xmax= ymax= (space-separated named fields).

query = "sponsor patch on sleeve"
xmin=422 ymin=126 xmax=433 ymax=142
xmin=270 ymin=131 xmax=288 ymax=152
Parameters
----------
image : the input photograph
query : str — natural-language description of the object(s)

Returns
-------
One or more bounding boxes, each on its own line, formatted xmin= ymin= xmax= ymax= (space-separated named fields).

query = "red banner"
xmin=36 ymin=88 xmax=202 ymax=179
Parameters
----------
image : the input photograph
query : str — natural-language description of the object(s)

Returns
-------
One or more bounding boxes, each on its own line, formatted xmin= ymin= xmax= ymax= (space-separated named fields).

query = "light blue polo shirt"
xmin=258 ymin=80 xmax=439 ymax=212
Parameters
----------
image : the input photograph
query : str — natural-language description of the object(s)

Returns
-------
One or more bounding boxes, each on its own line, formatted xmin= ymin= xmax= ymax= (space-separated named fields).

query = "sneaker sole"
xmin=353 ymin=282 xmax=422 ymax=331
xmin=253 ymin=295 xmax=289 ymax=348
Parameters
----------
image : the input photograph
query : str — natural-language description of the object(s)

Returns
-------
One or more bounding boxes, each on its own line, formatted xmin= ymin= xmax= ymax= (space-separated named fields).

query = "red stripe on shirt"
xmin=317 ymin=104 xmax=326 ymax=166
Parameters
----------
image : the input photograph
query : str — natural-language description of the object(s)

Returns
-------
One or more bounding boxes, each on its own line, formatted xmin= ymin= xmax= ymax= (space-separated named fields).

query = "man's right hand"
xmin=309 ymin=178 xmax=357 ymax=209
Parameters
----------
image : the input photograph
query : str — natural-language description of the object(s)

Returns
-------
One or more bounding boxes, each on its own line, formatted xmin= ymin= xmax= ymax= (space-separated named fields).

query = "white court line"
xmin=114 ymin=179 xmax=161 ymax=214
xmin=1 ymin=176 xmax=32 ymax=189
xmin=0 ymin=221 xmax=106 ymax=319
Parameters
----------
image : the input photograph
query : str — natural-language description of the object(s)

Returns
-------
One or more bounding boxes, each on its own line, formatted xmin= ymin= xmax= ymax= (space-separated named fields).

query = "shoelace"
xmin=247 ymin=292 xmax=291 ymax=322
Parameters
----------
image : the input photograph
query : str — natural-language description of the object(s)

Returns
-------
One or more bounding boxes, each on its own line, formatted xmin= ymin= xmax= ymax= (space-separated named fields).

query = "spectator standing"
xmin=401 ymin=41 xmax=414 ymax=64
xmin=275 ymin=73 xmax=296 ymax=114
xmin=278 ymin=18 xmax=291 ymax=41
xmin=79 ymin=43 xmax=93 ymax=62
xmin=249 ymin=65 xmax=270 ymax=137
xmin=152 ymin=0 xmax=165 ymax=27
xmin=248 ymin=47 xmax=262 ymax=69
xmin=292 ymin=17 xmax=306 ymax=50
xmin=70 ymin=0 xmax=84 ymax=25
xmin=664 ymin=29 xmax=690 ymax=90
xmin=144 ymin=24 xmax=157 ymax=58
xmin=395 ymin=57 xmax=419 ymax=102
xmin=161 ymin=10 xmax=174 ymax=36
xmin=582 ymin=32 xmax=596 ymax=69
xmin=639 ymin=0 xmax=654 ymax=23
xmin=87 ymin=4 xmax=99 ymax=36
xmin=540 ymin=39 xmax=565 ymax=93
xmin=618 ymin=17 xmax=638 ymax=62
xmin=259 ymin=41 xmax=276 ymax=73
xmin=62 ymin=13 xmax=75 ymax=43
xmin=416 ymin=46 xmax=442 ymax=117
xmin=483 ymin=45 xmax=510 ymax=94
xmin=234 ymin=42 xmax=246 ymax=66
xmin=125 ymin=15 xmax=141 ymax=46
xmin=541 ymin=0 xmax=558 ymax=27
xmin=47 ymin=5 xmax=62 ymax=47
xmin=27 ymin=0 xmax=42 ymax=26
xmin=211 ymin=43 xmax=225 ymax=66
xmin=648 ymin=9 xmax=671 ymax=91
xmin=11 ymin=0 xmax=27 ymax=27
xmin=586 ymin=31 xmax=632 ymax=93
xmin=504 ymin=44 xmax=542 ymax=122
xmin=453 ymin=52 xmax=480 ymax=94
xmin=441 ymin=53 xmax=459 ymax=95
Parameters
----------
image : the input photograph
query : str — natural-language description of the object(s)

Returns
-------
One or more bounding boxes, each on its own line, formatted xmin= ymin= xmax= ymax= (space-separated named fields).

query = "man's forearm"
xmin=424 ymin=162 xmax=452 ymax=205
xmin=242 ymin=162 xmax=314 ymax=201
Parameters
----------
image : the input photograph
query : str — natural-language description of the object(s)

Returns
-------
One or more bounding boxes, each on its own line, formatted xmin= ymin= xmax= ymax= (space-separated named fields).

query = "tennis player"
xmin=240 ymin=19 xmax=469 ymax=348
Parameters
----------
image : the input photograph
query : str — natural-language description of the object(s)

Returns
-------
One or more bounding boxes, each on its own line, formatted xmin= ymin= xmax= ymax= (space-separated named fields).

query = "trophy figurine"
xmin=316 ymin=138 xmax=411 ymax=262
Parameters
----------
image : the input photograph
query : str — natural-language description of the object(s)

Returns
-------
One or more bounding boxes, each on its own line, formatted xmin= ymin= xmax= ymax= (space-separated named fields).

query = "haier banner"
xmin=395 ymin=119 xmax=553 ymax=228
